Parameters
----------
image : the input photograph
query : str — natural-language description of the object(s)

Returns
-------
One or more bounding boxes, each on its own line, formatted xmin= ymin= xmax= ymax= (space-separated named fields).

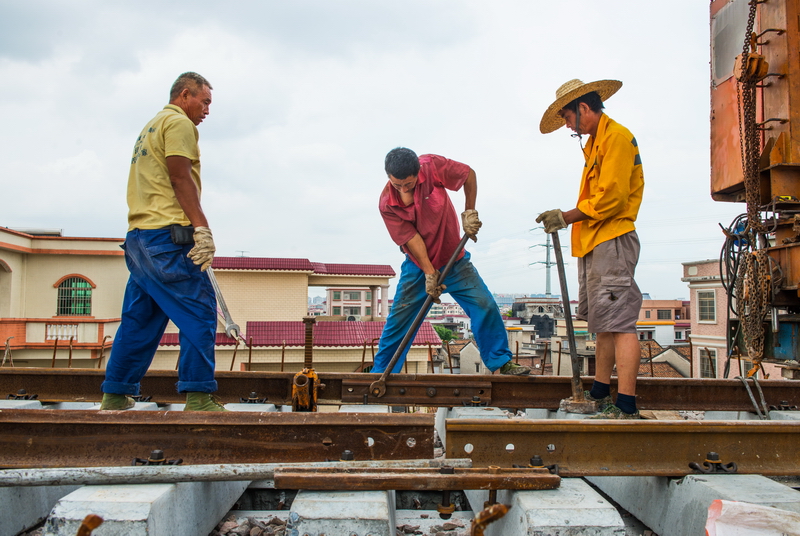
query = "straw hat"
xmin=539 ymin=78 xmax=622 ymax=134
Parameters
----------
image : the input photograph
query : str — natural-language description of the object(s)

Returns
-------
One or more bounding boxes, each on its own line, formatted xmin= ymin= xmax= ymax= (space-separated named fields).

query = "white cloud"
xmin=0 ymin=0 xmax=741 ymax=301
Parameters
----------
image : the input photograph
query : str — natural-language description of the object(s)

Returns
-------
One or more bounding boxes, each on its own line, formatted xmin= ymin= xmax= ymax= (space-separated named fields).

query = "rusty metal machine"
xmin=711 ymin=0 xmax=800 ymax=372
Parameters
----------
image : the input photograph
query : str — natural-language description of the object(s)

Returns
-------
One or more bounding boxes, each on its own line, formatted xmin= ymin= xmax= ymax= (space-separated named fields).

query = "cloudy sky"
xmin=0 ymin=1 xmax=743 ymax=301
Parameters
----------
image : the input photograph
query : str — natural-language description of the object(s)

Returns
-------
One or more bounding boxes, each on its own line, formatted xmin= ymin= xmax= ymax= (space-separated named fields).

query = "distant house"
xmin=637 ymin=340 xmax=690 ymax=378
xmin=0 ymin=226 xmax=126 ymax=367
xmin=637 ymin=299 xmax=691 ymax=346
xmin=427 ymin=314 xmax=471 ymax=339
xmin=681 ymin=259 xmax=780 ymax=379
xmin=444 ymin=339 xmax=481 ymax=374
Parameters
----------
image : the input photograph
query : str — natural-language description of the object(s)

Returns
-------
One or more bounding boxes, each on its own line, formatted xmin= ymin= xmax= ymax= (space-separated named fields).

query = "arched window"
xmin=56 ymin=277 xmax=92 ymax=316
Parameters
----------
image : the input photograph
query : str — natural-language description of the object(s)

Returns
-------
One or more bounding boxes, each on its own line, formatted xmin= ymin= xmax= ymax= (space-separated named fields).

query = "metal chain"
xmin=736 ymin=0 xmax=770 ymax=372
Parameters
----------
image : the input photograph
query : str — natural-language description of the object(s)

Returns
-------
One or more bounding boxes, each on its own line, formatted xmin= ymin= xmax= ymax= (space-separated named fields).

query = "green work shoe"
xmin=584 ymin=390 xmax=614 ymax=411
xmin=184 ymin=392 xmax=229 ymax=412
xmin=100 ymin=393 xmax=135 ymax=410
xmin=589 ymin=404 xmax=642 ymax=420
xmin=499 ymin=361 xmax=531 ymax=375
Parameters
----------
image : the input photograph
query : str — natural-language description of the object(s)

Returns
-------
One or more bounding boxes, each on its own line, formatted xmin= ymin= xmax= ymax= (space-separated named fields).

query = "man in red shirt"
xmin=373 ymin=147 xmax=530 ymax=375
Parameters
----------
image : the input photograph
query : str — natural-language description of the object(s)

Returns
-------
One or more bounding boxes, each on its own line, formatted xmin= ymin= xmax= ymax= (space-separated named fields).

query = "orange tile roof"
xmin=637 ymin=361 xmax=685 ymax=378
xmin=211 ymin=256 xmax=395 ymax=276
xmin=639 ymin=340 xmax=663 ymax=359
xmin=667 ymin=345 xmax=691 ymax=359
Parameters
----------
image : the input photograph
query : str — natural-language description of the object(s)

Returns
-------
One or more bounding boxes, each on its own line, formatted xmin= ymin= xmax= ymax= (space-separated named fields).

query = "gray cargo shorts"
xmin=576 ymin=231 xmax=643 ymax=333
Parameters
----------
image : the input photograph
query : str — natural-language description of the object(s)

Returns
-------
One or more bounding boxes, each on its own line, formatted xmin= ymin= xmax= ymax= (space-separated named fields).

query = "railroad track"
xmin=2 ymin=368 xmax=797 ymax=410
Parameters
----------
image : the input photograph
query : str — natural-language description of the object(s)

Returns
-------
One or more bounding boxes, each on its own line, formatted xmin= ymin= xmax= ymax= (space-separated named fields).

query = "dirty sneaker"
xmin=584 ymin=390 xmax=614 ymax=411
xmin=100 ymin=393 xmax=135 ymax=410
xmin=589 ymin=404 xmax=642 ymax=420
xmin=184 ymin=392 xmax=229 ymax=412
xmin=499 ymin=361 xmax=531 ymax=375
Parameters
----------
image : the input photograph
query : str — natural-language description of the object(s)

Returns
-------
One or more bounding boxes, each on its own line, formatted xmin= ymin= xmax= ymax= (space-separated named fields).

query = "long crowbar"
xmin=370 ymin=234 xmax=470 ymax=398
xmin=551 ymin=231 xmax=596 ymax=413
xmin=206 ymin=267 xmax=242 ymax=341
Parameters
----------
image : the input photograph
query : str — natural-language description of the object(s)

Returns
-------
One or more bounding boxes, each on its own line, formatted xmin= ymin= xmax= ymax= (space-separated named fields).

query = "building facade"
xmin=1 ymin=226 xmax=411 ymax=371
xmin=681 ymin=259 xmax=780 ymax=379
xmin=0 ymin=227 xmax=126 ymax=368
xmin=325 ymin=287 xmax=388 ymax=318
xmin=636 ymin=299 xmax=691 ymax=346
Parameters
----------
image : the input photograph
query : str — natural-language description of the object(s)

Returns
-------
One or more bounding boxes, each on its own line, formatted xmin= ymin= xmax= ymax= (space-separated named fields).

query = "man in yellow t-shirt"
xmin=101 ymin=72 xmax=226 ymax=412
xmin=536 ymin=79 xmax=644 ymax=419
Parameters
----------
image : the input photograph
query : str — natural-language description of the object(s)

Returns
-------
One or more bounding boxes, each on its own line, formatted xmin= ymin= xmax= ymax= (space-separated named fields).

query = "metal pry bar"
xmin=370 ymin=234 xmax=470 ymax=398
xmin=206 ymin=267 xmax=242 ymax=341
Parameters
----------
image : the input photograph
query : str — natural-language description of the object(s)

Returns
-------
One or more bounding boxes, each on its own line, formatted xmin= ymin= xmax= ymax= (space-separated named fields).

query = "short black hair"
xmin=385 ymin=147 xmax=420 ymax=179
xmin=169 ymin=72 xmax=213 ymax=102
xmin=562 ymin=91 xmax=605 ymax=114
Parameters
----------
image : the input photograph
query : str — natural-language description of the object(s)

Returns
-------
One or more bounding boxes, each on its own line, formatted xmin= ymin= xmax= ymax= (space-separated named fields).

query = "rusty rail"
xmin=0 ymin=410 xmax=434 ymax=468
xmin=272 ymin=466 xmax=560 ymax=491
xmin=446 ymin=418 xmax=800 ymax=476
xmin=1 ymin=368 xmax=800 ymax=411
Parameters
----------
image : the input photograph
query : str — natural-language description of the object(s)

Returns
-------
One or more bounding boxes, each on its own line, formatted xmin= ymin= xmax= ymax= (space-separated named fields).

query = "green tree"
xmin=434 ymin=325 xmax=455 ymax=342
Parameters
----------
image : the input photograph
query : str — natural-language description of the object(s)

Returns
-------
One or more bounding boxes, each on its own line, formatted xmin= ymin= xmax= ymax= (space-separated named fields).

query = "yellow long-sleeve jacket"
xmin=571 ymin=114 xmax=644 ymax=258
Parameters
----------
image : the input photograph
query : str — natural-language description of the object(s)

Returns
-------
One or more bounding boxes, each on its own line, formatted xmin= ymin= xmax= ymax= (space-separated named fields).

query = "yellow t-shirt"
xmin=571 ymin=114 xmax=644 ymax=258
xmin=126 ymin=105 xmax=201 ymax=231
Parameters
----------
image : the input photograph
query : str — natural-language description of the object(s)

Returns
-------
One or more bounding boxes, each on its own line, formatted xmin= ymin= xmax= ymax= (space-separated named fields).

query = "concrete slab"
xmin=587 ymin=474 xmax=800 ymax=536
xmin=287 ymin=489 xmax=396 ymax=535
xmin=466 ymin=477 xmax=626 ymax=536
xmin=770 ymin=410 xmax=800 ymax=420
xmin=44 ymin=480 xmax=249 ymax=536
xmin=704 ymin=411 xmax=759 ymax=420
xmin=524 ymin=408 xmax=552 ymax=419
xmin=47 ymin=401 xmax=160 ymax=411
xmin=448 ymin=407 xmax=508 ymax=419
xmin=163 ymin=403 xmax=292 ymax=412
xmin=437 ymin=406 xmax=508 ymax=451
xmin=553 ymin=409 xmax=596 ymax=420
xmin=223 ymin=403 xmax=278 ymax=412
xmin=339 ymin=404 xmax=390 ymax=413
xmin=0 ymin=399 xmax=43 ymax=409
xmin=1 ymin=485 xmax=80 ymax=536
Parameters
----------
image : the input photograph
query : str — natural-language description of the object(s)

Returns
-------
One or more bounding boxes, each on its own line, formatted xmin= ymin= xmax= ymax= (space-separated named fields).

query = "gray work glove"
xmin=425 ymin=270 xmax=446 ymax=304
xmin=461 ymin=209 xmax=482 ymax=242
xmin=535 ymin=209 xmax=567 ymax=234
xmin=188 ymin=226 xmax=215 ymax=271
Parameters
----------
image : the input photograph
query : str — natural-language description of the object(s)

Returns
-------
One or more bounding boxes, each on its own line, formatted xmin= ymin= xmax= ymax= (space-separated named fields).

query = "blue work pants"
xmin=102 ymin=228 xmax=218 ymax=395
xmin=372 ymin=251 xmax=512 ymax=373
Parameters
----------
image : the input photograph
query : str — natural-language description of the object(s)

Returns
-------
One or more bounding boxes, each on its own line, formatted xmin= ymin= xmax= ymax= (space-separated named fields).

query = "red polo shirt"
xmin=379 ymin=154 xmax=470 ymax=269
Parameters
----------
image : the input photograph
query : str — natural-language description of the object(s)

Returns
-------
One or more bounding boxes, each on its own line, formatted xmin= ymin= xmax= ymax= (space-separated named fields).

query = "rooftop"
xmin=212 ymin=257 xmax=395 ymax=276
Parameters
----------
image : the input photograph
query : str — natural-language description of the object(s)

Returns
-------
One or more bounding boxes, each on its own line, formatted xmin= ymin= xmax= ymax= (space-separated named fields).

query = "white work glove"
xmin=425 ymin=270 xmax=446 ymax=304
xmin=535 ymin=209 xmax=567 ymax=234
xmin=188 ymin=226 xmax=215 ymax=271
xmin=461 ymin=209 xmax=482 ymax=242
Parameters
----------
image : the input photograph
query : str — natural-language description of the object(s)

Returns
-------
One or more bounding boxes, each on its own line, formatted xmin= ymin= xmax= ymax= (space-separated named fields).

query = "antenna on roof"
xmin=236 ymin=251 xmax=250 ymax=257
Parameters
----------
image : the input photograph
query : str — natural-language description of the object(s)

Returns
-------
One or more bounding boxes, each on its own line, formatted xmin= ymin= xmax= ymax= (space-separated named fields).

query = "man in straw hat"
xmin=536 ymin=79 xmax=644 ymax=419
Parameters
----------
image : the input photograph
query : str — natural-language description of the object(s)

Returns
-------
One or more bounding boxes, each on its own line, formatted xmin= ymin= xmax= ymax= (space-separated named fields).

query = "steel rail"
xmin=0 ymin=410 xmax=434 ymax=469
xmin=446 ymin=418 xmax=800 ymax=476
xmin=2 ymin=368 xmax=800 ymax=411
xmin=0 ymin=459 xmax=473 ymax=488
xmin=272 ymin=466 xmax=561 ymax=491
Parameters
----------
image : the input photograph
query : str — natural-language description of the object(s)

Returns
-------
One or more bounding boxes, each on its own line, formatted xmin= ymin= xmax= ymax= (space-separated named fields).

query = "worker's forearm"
xmin=167 ymin=156 xmax=209 ymax=228
xmin=463 ymin=169 xmax=477 ymax=211
xmin=562 ymin=208 xmax=589 ymax=225
xmin=404 ymin=234 xmax=436 ymax=274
